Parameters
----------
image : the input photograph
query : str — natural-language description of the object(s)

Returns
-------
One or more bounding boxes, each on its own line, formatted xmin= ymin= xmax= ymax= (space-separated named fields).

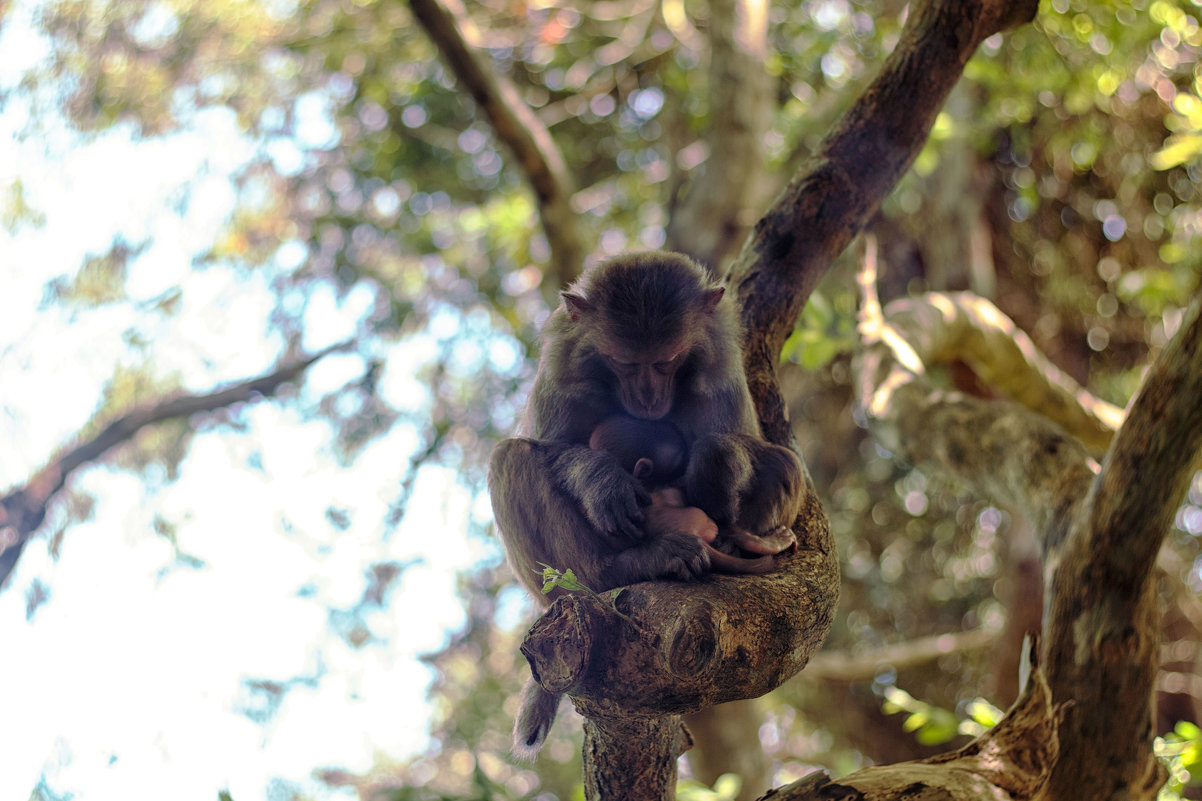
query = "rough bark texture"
xmin=407 ymin=0 xmax=584 ymax=292
xmin=1040 ymin=291 xmax=1202 ymax=801
xmin=761 ymin=639 xmax=1063 ymax=801
xmin=583 ymin=715 xmax=690 ymax=801
xmin=855 ymin=236 xmax=1202 ymax=799
xmin=522 ymin=527 xmax=836 ymax=721
xmin=0 ymin=344 xmax=345 ymax=586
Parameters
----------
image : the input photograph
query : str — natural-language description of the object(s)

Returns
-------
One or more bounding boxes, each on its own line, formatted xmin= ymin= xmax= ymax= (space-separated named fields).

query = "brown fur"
xmin=489 ymin=251 xmax=804 ymax=757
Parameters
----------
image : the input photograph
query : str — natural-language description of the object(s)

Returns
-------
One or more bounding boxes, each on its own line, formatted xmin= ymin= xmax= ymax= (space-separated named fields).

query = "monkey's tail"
xmin=512 ymin=677 xmax=562 ymax=760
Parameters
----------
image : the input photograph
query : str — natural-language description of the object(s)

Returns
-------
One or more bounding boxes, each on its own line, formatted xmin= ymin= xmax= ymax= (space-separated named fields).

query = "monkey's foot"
xmin=728 ymin=525 xmax=796 ymax=555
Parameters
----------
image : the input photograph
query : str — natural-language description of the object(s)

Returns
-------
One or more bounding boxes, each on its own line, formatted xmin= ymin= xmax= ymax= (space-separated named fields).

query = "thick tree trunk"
xmin=583 ymin=715 xmax=689 ymax=801
xmin=1040 ymin=292 xmax=1202 ymax=801
xmin=854 ymin=239 xmax=1202 ymax=800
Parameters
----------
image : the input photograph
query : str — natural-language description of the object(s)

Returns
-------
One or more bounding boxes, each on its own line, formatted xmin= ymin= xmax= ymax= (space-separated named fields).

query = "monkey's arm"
xmin=492 ymin=437 xmax=650 ymax=550
xmin=547 ymin=441 xmax=651 ymax=543
xmin=685 ymin=433 xmax=804 ymax=542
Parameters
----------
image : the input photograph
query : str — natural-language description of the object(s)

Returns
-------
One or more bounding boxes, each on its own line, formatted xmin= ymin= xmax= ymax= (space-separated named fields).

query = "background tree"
xmin=2 ymin=0 xmax=1201 ymax=799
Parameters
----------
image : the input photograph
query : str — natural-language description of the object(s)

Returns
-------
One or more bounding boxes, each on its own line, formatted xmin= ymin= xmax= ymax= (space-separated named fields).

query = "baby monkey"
xmin=588 ymin=415 xmax=774 ymax=574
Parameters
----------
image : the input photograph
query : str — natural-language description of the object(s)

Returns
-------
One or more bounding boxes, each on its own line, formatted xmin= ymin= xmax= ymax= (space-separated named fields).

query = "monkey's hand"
xmin=557 ymin=448 xmax=651 ymax=544
xmin=607 ymin=531 xmax=711 ymax=586
xmin=652 ymin=532 xmax=712 ymax=580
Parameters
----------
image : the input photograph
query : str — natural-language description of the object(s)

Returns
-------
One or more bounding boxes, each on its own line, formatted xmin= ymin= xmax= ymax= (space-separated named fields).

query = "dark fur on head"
xmin=569 ymin=252 xmax=718 ymax=349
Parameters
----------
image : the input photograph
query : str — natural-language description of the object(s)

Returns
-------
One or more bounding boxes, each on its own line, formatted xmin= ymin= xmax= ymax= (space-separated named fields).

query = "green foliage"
xmin=881 ymin=686 xmax=959 ymax=746
xmin=781 ymin=289 xmax=856 ymax=371
xmin=538 ymin=563 xmax=594 ymax=596
xmin=1156 ymin=720 xmax=1202 ymax=800
xmin=677 ymin=772 xmax=744 ymax=801
xmin=881 ymin=686 xmax=1003 ymax=747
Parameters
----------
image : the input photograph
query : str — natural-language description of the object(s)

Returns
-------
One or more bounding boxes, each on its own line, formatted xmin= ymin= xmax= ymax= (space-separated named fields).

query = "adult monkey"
xmin=490 ymin=251 xmax=804 ymax=758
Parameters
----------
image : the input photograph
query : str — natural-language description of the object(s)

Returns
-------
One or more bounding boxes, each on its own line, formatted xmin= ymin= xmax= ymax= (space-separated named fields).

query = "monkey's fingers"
xmin=726 ymin=525 xmax=796 ymax=556
xmin=612 ymin=483 xmax=651 ymax=542
xmin=658 ymin=533 xmax=711 ymax=580
xmin=613 ymin=514 xmax=646 ymax=545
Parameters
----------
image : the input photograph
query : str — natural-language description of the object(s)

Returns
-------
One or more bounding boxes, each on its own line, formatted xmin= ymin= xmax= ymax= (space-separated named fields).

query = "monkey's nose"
xmin=637 ymin=397 xmax=668 ymax=419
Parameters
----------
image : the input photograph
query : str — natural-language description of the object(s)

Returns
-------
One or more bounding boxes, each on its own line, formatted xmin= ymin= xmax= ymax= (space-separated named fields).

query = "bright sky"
xmin=0 ymin=3 xmax=506 ymax=798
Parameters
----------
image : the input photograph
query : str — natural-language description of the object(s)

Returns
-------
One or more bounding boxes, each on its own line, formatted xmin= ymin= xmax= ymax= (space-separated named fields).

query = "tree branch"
xmin=0 ymin=344 xmax=347 ymax=587
xmin=408 ymin=0 xmax=584 ymax=291
xmin=853 ymin=238 xmax=1096 ymax=546
xmin=803 ymin=624 xmax=999 ymax=682
xmin=665 ymin=0 xmax=770 ymax=271
xmin=882 ymin=291 xmax=1123 ymax=454
xmin=1083 ymin=293 xmax=1202 ymax=594
xmin=770 ymin=638 xmax=1063 ymax=801
xmin=727 ymin=0 xmax=1038 ymax=448
xmin=517 ymin=3 xmax=1040 ymax=797
xmin=853 ymin=250 xmax=1202 ymax=799
xmin=1042 ymin=290 xmax=1202 ymax=801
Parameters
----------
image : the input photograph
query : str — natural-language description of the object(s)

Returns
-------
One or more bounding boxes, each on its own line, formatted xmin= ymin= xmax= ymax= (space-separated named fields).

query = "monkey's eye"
xmin=653 ymin=353 xmax=681 ymax=373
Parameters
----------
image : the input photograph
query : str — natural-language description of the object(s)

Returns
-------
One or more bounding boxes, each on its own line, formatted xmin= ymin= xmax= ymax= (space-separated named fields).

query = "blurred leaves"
xmin=1156 ymin=719 xmax=1202 ymax=800
xmin=881 ymin=686 xmax=1004 ymax=747
xmin=44 ymin=240 xmax=142 ymax=307
xmin=782 ymin=289 xmax=856 ymax=371
xmin=11 ymin=0 xmax=1202 ymax=798
xmin=2 ymin=179 xmax=46 ymax=230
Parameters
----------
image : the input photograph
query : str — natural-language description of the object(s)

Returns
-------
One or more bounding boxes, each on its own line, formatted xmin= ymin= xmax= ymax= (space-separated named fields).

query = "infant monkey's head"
xmin=588 ymin=416 xmax=687 ymax=485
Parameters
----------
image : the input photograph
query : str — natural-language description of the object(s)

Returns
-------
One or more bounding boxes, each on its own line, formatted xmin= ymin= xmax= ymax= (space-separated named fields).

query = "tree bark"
xmin=583 ymin=715 xmax=689 ymax=801
xmin=728 ymin=0 xmax=1038 ymax=448
xmin=407 ymin=0 xmax=584 ymax=292
xmin=0 ymin=344 xmax=346 ymax=587
xmin=764 ymin=638 xmax=1063 ymax=801
xmin=1040 ymin=291 xmax=1202 ymax=801
xmin=854 ymin=238 xmax=1202 ymax=799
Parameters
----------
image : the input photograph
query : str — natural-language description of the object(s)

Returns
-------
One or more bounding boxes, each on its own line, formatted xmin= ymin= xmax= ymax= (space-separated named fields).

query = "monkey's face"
xmin=600 ymin=342 xmax=686 ymax=420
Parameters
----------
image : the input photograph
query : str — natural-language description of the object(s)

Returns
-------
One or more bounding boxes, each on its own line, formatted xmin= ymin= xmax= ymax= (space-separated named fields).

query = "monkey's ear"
xmin=562 ymin=292 xmax=593 ymax=322
xmin=701 ymin=287 xmax=725 ymax=314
